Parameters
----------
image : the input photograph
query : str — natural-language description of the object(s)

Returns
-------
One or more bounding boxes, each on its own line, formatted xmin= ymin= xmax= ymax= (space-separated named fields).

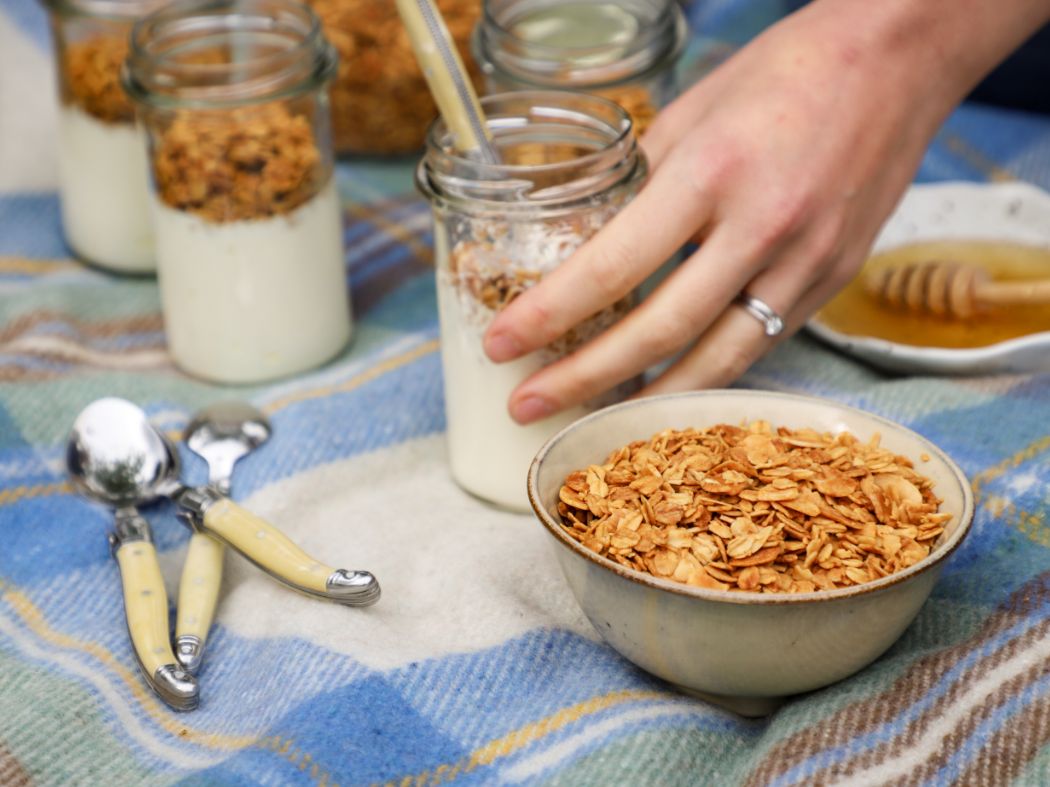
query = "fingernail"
xmin=485 ymin=331 xmax=522 ymax=362
xmin=511 ymin=395 xmax=554 ymax=424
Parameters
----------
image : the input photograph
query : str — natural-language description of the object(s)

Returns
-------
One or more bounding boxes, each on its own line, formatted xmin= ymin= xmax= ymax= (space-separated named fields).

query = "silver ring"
xmin=736 ymin=293 xmax=784 ymax=337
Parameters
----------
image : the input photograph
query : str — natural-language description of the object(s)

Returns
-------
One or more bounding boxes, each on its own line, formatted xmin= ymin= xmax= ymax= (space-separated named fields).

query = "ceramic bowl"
xmin=527 ymin=390 xmax=974 ymax=715
xmin=806 ymin=181 xmax=1050 ymax=375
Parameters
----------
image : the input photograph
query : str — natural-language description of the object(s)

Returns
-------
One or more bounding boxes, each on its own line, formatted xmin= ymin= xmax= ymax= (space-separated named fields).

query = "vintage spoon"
xmin=101 ymin=397 xmax=380 ymax=607
xmin=66 ymin=398 xmax=200 ymax=711
xmin=173 ymin=402 xmax=271 ymax=673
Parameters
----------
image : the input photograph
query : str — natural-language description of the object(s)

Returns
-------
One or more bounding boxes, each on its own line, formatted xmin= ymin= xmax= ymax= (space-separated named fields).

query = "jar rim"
xmin=122 ymin=0 xmax=336 ymax=110
xmin=41 ymin=0 xmax=166 ymax=21
xmin=417 ymin=90 xmax=647 ymax=214
xmin=475 ymin=0 xmax=687 ymax=89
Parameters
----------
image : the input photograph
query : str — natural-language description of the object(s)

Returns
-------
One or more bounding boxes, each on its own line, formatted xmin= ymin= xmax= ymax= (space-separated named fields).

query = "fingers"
xmin=482 ymin=152 xmax=714 ymax=363
xmin=639 ymin=77 xmax=718 ymax=170
xmin=504 ymin=225 xmax=781 ymax=422
xmin=641 ymin=254 xmax=853 ymax=395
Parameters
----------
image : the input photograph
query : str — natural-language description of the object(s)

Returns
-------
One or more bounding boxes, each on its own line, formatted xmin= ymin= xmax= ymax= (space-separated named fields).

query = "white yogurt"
xmin=153 ymin=180 xmax=352 ymax=383
xmin=434 ymin=225 xmax=631 ymax=512
xmin=56 ymin=106 xmax=154 ymax=273
xmin=437 ymin=278 xmax=591 ymax=512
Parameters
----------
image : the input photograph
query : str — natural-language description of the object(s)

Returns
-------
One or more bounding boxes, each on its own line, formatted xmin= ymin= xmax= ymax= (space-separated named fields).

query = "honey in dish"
xmin=816 ymin=240 xmax=1050 ymax=348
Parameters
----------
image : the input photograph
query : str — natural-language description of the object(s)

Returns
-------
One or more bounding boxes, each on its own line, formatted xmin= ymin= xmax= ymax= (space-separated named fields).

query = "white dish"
xmin=806 ymin=181 xmax=1050 ymax=375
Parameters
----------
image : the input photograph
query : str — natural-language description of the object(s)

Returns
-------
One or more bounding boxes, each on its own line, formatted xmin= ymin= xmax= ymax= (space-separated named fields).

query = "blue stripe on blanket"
xmin=0 ymin=194 xmax=69 ymax=258
xmin=0 ymin=0 xmax=49 ymax=49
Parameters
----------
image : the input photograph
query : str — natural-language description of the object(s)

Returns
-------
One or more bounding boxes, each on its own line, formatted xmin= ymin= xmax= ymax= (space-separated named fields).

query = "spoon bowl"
xmin=68 ymin=397 xmax=172 ymax=508
xmin=185 ymin=402 xmax=271 ymax=496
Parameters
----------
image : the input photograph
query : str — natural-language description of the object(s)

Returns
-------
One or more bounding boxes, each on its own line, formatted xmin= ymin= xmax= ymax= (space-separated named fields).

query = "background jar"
xmin=43 ymin=0 xmax=166 ymax=273
xmin=306 ymin=0 xmax=482 ymax=156
xmin=124 ymin=0 xmax=352 ymax=385
xmin=473 ymin=0 xmax=687 ymax=136
xmin=417 ymin=91 xmax=647 ymax=511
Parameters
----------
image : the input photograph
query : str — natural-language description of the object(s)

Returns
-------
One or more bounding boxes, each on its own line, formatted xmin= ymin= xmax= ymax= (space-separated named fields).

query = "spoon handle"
xmin=174 ymin=532 xmax=224 ymax=674
xmin=111 ymin=510 xmax=199 ymax=711
xmin=178 ymin=490 xmax=380 ymax=607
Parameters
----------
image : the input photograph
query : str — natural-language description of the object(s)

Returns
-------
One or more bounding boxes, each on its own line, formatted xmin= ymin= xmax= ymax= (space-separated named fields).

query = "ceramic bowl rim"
xmin=527 ymin=389 xmax=975 ymax=607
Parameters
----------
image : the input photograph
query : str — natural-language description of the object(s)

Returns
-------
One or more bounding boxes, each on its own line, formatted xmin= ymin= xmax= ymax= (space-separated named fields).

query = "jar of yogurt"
xmin=43 ymin=0 xmax=165 ymax=273
xmin=417 ymin=91 xmax=647 ymax=511
xmin=123 ymin=0 xmax=352 ymax=384
xmin=473 ymin=0 xmax=687 ymax=136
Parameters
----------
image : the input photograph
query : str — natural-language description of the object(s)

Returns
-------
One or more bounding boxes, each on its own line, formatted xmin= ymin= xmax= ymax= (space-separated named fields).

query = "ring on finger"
xmin=735 ymin=292 xmax=785 ymax=337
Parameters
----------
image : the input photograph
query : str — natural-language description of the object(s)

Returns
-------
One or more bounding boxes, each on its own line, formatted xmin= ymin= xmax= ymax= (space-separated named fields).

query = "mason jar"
xmin=473 ymin=0 xmax=687 ymax=136
xmin=43 ymin=0 xmax=165 ymax=273
xmin=417 ymin=91 xmax=647 ymax=511
xmin=124 ymin=0 xmax=353 ymax=384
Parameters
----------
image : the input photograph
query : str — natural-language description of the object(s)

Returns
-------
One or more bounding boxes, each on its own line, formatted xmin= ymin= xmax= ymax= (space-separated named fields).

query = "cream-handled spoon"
xmin=174 ymin=402 xmax=271 ymax=674
xmin=67 ymin=398 xmax=199 ymax=711
xmin=102 ymin=398 xmax=381 ymax=607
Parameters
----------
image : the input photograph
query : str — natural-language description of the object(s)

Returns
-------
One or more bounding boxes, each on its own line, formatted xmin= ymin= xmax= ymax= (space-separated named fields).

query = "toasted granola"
xmin=151 ymin=103 xmax=325 ymax=223
xmin=557 ymin=421 xmax=952 ymax=593
xmin=62 ymin=35 xmax=134 ymax=124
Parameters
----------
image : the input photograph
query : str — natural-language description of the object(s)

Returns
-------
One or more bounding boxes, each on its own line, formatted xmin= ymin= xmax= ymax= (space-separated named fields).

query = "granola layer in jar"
xmin=306 ymin=0 xmax=482 ymax=156
xmin=417 ymin=92 xmax=648 ymax=511
xmin=125 ymin=0 xmax=352 ymax=384
xmin=43 ymin=0 xmax=167 ymax=273
xmin=473 ymin=0 xmax=686 ymax=137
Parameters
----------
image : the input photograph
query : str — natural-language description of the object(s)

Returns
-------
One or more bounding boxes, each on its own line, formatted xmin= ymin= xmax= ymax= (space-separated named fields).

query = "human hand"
xmin=480 ymin=0 xmax=1043 ymax=424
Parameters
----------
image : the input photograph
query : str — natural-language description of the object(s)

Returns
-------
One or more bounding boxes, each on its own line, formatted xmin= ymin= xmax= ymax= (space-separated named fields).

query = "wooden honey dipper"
xmin=863 ymin=260 xmax=1050 ymax=319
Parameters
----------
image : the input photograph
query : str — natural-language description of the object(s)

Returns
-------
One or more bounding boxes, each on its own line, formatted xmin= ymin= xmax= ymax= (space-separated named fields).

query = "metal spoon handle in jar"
xmin=175 ymin=488 xmax=380 ymax=606
xmin=111 ymin=508 xmax=199 ymax=711
xmin=394 ymin=0 xmax=499 ymax=163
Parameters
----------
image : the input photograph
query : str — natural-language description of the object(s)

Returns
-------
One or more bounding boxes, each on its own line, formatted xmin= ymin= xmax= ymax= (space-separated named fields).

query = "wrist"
xmin=794 ymin=0 xmax=1050 ymax=121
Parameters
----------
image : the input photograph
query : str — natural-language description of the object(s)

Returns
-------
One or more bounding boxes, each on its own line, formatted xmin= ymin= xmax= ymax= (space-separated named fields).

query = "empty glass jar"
xmin=473 ymin=0 xmax=687 ymax=135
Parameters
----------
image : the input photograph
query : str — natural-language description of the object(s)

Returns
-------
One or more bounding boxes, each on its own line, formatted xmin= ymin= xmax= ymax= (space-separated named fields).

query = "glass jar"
xmin=306 ymin=0 xmax=483 ymax=156
xmin=417 ymin=91 xmax=647 ymax=511
xmin=43 ymin=0 xmax=166 ymax=273
xmin=473 ymin=0 xmax=687 ymax=136
xmin=124 ymin=0 xmax=352 ymax=384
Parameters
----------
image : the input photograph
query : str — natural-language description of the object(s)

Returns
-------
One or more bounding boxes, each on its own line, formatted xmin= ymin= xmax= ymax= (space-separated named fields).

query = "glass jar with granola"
xmin=417 ymin=91 xmax=647 ymax=511
xmin=472 ymin=0 xmax=687 ymax=137
xmin=306 ymin=0 xmax=482 ymax=156
xmin=124 ymin=0 xmax=352 ymax=384
xmin=43 ymin=0 xmax=166 ymax=273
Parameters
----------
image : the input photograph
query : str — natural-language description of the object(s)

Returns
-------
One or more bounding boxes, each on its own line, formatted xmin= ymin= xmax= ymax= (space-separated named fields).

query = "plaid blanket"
xmin=2 ymin=0 xmax=1049 ymax=784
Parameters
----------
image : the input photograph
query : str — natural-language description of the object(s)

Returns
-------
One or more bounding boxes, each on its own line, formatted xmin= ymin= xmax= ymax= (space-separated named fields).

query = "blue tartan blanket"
xmin=1 ymin=0 xmax=1049 ymax=784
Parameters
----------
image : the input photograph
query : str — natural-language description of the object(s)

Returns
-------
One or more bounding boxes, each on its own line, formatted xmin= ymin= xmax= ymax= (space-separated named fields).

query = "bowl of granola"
xmin=527 ymin=390 xmax=974 ymax=714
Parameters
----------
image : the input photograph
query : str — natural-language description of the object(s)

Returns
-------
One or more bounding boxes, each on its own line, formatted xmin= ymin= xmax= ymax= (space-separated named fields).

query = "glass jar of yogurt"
xmin=417 ymin=91 xmax=647 ymax=511
xmin=43 ymin=0 xmax=165 ymax=273
xmin=473 ymin=0 xmax=687 ymax=136
xmin=124 ymin=0 xmax=352 ymax=384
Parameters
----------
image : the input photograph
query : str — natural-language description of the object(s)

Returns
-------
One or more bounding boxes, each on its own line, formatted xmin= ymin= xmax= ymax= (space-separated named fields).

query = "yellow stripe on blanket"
xmin=0 ymin=257 xmax=82 ymax=275
xmin=383 ymin=689 xmax=672 ymax=787
xmin=263 ymin=338 xmax=439 ymax=415
xmin=0 ymin=582 xmax=256 ymax=750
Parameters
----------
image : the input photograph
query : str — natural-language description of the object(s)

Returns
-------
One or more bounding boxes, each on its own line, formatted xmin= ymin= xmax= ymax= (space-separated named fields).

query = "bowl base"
xmin=671 ymin=685 xmax=786 ymax=718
